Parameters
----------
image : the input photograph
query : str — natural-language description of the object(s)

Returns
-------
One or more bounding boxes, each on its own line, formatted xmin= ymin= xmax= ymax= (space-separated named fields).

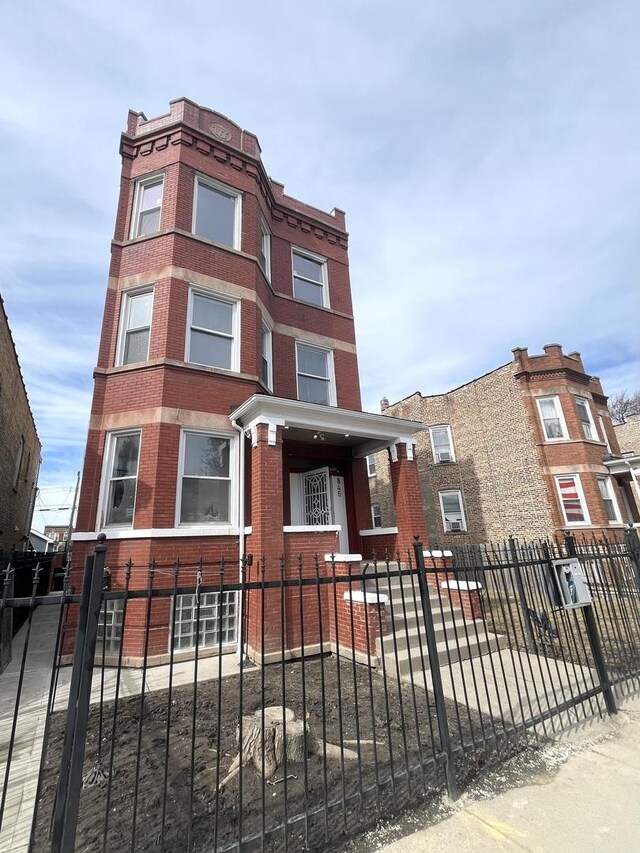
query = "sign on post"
xmin=551 ymin=558 xmax=591 ymax=609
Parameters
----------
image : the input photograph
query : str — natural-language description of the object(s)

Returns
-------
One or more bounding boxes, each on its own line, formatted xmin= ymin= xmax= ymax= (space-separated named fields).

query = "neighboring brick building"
xmin=0 ymin=295 xmax=41 ymax=553
xmin=369 ymin=344 xmax=640 ymax=547
xmin=72 ymin=99 xmax=428 ymax=663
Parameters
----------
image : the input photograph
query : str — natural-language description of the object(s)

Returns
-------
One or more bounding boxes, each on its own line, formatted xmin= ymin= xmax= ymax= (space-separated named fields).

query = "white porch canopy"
xmin=230 ymin=395 xmax=428 ymax=457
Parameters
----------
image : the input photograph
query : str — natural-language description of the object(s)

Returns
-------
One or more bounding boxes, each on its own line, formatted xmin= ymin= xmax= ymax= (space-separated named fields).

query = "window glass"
xmin=538 ymin=397 xmax=565 ymax=439
xmin=259 ymin=223 xmax=271 ymax=278
xmin=430 ymin=426 xmax=454 ymax=461
xmin=121 ymin=290 xmax=152 ymax=365
xmin=134 ymin=178 xmax=163 ymax=237
xmin=439 ymin=490 xmax=466 ymax=531
xmin=298 ymin=345 xmax=328 ymax=378
xmin=597 ymin=477 xmax=618 ymax=522
xmin=189 ymin=293 xmax=234 ymax=369
xmin=194 ymin=181 xmax=236 ymax=247
xmin=557 ymin=476 xmax=586 ymax=523
xmin=296 ymin=344 xmax=332 ymax=405
xmin=106 ymin=432 xmax=140 ymax=525
xmin=576 ymin=398 xmax=595 ymax=439
xmin=292 ymin=250 xmax=326 ymax=306
xmin=367 ymin=455 xmax=376 ymax=477
xmin=372 ymin=504 xmax=382 ymax=528
xmin=180 ymin=433 xmax=231 ymax=524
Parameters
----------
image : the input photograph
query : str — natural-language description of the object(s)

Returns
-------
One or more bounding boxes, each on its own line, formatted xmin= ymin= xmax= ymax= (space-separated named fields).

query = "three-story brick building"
xmin=72 ymin=99 xmax=428 ymax=663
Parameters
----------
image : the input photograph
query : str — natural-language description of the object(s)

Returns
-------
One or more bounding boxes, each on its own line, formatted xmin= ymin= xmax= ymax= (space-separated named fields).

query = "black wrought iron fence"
xmin=1 ymin=529 xmax=639 ymax=852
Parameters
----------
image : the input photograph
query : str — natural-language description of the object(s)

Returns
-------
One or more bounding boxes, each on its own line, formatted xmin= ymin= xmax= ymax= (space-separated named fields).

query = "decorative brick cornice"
xmin=514 ymin=367 xmax=594 ymax=385
xmin=120 ymin=125 xmax=348 ymax=248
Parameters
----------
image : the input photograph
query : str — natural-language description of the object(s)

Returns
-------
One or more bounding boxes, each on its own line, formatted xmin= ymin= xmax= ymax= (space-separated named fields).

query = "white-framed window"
xmin=295 ymin=342 xmax=336 ymax=406
xmin=172 ymin=591 xmax=237 ymax=651
xmin=597 ymin=476 xmax=620 ymax=523
xmin=261 ymin=318 xmax=273 ymax=391
xmin=192 ymin=174 xmax=241 ymax=250
xmin=366 ymin=455 xmax=376 ymax=477
xmin=555 ymin=474 xmax=590 ymax=525
xmin=116 ymin=288 xmax=154 ymax=366
xmin=371 ymin=503 xmax=382 ymax=528
xmin=536 ymin=396 xmax=568 ymax=441
xmin=259 ymin=219 xmax=271 ymax=279
xmin=292 ymin=248 xmax=329 ymax=308
xmin=429 ymin=425 xmax=455 ymax=463
xmin=102 ymin=430 xmax=141 ymax=527
xmin=599 ymin=415 xmax=612 ymax=452
xmin=178 ymin=431 xmax=234 ymax=525
xmin=130 ymin=175 xmax=163 ymax=238
xmin=439 ymin=490 xmax=467 ymax=532
xmin=187 ymin=289 xmax=239 ymax=371
xmin=575 ymin=396 xmax=596 ymax=440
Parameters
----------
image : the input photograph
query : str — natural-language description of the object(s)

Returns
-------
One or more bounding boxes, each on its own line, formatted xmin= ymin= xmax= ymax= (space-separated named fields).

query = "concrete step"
xmin=376 ymin=617 xmax=494 ymax=654
xmin=388 ymin=630 xmax=507 ymax=676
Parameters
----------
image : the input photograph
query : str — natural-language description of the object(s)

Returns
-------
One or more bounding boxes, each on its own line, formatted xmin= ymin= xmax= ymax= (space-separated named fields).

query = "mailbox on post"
xmin=550 ymin=557 xmax=591 ymax=609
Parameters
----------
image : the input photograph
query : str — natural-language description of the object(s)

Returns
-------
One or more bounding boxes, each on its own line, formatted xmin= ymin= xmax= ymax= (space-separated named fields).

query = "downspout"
xmin=231 ymin=417 xmax=246 ymax=662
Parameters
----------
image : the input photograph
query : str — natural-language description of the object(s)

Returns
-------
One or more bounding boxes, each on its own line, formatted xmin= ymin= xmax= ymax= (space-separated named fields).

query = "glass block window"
xmin=96 ymin=599 xmax=124 ymax=654
xmin=172 ymin=591 xmax=237 ymax=651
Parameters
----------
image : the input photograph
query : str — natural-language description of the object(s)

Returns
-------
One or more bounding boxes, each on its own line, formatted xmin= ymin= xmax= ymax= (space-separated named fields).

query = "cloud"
xmin=0 ymin=0 xmax=638 ymax=503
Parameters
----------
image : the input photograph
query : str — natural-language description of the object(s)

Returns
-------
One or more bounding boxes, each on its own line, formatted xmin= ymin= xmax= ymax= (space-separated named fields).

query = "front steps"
xmin=366 ymin=572 xmax=507 ymax=678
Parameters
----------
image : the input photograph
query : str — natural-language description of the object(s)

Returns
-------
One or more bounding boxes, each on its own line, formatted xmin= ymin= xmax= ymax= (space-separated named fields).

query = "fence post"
xmin=564 ymin=533 xmax=617 ymax=716
xmin=413 ymin=536 xmax=457 ymax=800
xmin=508 ymin=536 xmax=537 ymax=649
xmin=51 ymin=535 xmax=107 ymax=852
xmin=624 ymin=526 xmax=640 ymax=588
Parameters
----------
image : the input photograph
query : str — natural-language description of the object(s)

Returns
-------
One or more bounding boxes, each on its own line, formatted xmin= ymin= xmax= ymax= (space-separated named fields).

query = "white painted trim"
xmin=73 ymin=526 xmax=240 ymax=541
xmin=555 ymin=473 xmax=592 ymax=526
xmin=246 ymin=416 xmax=284 ymax=447
xmin=192 ymin=172 xmax=242 ymax=251
xmin=98 ymin=428 xmax=142 ymax=530
xmin=574 ymin=395 xmax=598 ymax=441
xmin=359 ymin=527 xmax=398 ymax=536
xmin=344 ymin=590 xmax=388 ymax=605
xmin=259 ymin=218 xmax=271 ymax=282
xmin=115 ymin=286 xmax=154 ymax=367
xmin=129 ymin=172 xmax=164 ymax=239
xmin=325 ymin=553 xmax=363 ymax=562
xmin=429 ymin=425 xmax=455 ymax=463
xmin=244 ymin=526 xmax=252 ymax=535
xmin=423 ymin=549 xmax=453 ymax=558
xmin=389 ymin=439 xmax=414 ymax=463
xmin=596 ymin=475 xmax=622 ymax=524
xmin=186 ymin=286 xmax=240 ymax=373
xmin=438 ymin=489 xmax=467 ymax=532
xmin=295 ymin=340 xmax=337 ymax=407
xmin=283 ymin=525 xmax=340 ymax=533
xmin=536 ymin=395 xmax=569 ymax=442
xmin=175 ymin=428 xmax=237 ymax=528
xmin=441 ymin=580 xmax=482 ymax=591
xmin=229 ymin=394 xmax=428 ymax=446
xmin=291 ymin=246 xmax=329 ymax=309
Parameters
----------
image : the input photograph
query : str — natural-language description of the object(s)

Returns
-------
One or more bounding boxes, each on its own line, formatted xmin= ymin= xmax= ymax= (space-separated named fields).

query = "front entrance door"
xmin=290 ymin=467 xmax=349 ymax=552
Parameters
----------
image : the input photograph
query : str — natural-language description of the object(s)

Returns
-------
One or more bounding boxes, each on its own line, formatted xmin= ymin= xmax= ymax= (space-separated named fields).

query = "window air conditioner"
xmin=449 ymin=521 xmax=463 ymax=532
xmin=437 ymin=451 xmax=452 ymax=463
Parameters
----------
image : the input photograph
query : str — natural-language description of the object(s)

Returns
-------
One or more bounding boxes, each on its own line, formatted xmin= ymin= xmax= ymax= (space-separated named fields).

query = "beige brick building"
xmin=369 ymin=345 xmax=640 ymax=547
xmin=0 ymin=296 xmax=41 ymax=553
xmin=611 ymin=414 xmax=640 ymax=515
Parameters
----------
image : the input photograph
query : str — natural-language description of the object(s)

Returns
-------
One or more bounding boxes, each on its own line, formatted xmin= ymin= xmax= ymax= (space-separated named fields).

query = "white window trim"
xmin=261 ymin=317 xmax=273 ymax=391
xmin=98 ymin=429 xmax=142 ymax=529
xmin=597 ymin=476 xmax=621 ymax=524
xmin=371 ymin=503 xmax=382 ymax=528
xmin=366 ymin=455 xmax=376 ymax=477
xmin=574 ymin=395 xmax=598 ymax=441
xmin=291 ymin=247 xmax=330 ymax=309
xmin=115 ymin=286 xmax=154 ymax=367
xmin=192 ymin=173 xmax=242 ymax=251
xmin=295 ymin=341 xmax=337 ymax=406
xmin=130 ymin=174 xmax=164 ymax=239
xmin=438 ymin=489 xmax=467 ymax=532
xmin=555 ymin=474 xmax=591 ymax=526
xmin=176 ymin=429 xmax=237 ymax=528
xmin=536 ymin=396 xmax=569 ymax=442
xmin=259 ymin=218 xmax=271 ymax=281
xmin=598 ymin=415 xmax=612 ymax=452
xmin=429 ymin=425 xmax=455 ymax=463
xmin=186 ymin=287 xmax=240 ymax=372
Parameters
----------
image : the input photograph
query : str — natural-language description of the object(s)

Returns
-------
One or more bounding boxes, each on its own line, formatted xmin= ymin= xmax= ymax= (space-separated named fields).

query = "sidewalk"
xmin=369 ymin=701 xmax=640 ymax=852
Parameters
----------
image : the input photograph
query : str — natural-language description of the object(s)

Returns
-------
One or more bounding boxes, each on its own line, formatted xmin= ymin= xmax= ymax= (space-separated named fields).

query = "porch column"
xmin=246 ymin=421 xmax=285 ymax=661
xmin=389 ymin=439 xmax=429 ymax=558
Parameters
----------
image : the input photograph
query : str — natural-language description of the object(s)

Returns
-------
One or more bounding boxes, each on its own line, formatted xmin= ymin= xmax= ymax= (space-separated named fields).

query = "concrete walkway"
xmin=0 ymin=602 xmax=244 ymax=853
xmin=368 ymin=701 xmax=640 ymax=852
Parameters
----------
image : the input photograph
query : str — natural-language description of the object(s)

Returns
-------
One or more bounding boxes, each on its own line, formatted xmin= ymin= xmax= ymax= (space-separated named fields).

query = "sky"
xmin=1 ymin=0 xmax=638 ymax=531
